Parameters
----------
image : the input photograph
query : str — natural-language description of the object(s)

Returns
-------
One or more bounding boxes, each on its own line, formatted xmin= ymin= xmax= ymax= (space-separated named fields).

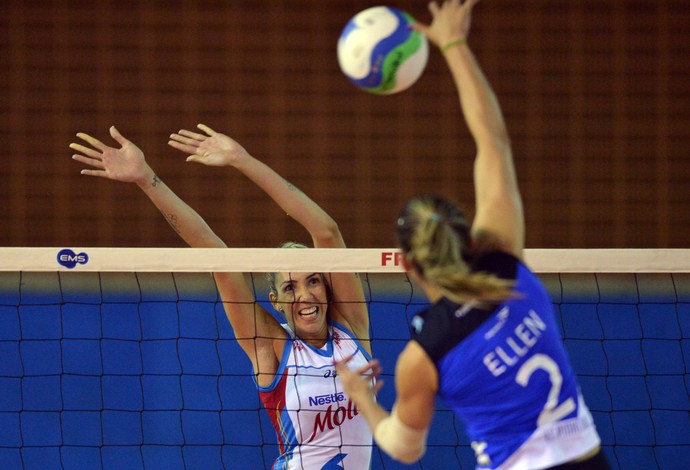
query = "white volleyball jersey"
xmin=258 ymin=322 xmax=373 ymax=470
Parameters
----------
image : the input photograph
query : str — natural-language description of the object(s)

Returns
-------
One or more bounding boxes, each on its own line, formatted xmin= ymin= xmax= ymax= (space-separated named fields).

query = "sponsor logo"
xmin=381 ymin=251 xmax=403 ymax=266
xmin=543 ymin=415 xmax=593 ymax=441
xmin=484 ymin=306 xmax=510 ymax=340
xmin=306 ymin=399 xmax=359 ymax=443
xmin=455 ymin=301 xmax=477 ymax=318
xmin=411 ymin=315 xmax=424 ymax=333
xmin=308 ymin=391 xmax=345 ymax=407
xmin=57 ymin=249 xmax=89 ymax=269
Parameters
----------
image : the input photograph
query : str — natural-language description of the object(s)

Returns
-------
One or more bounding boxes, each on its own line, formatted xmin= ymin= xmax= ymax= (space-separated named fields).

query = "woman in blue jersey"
xmin=71 ymin=125 xmax=374 ymax=469
xmin=336 ymin=1 xmax=610 ymax=469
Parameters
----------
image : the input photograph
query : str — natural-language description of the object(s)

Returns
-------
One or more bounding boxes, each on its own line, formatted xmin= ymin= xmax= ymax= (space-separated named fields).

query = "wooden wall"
xmin=1 ymin=0 xmax=688 ymax=249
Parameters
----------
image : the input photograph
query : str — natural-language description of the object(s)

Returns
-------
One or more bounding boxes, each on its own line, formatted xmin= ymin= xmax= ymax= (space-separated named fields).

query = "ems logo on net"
xmin=57 ymin=248 xmax=89 ymax=269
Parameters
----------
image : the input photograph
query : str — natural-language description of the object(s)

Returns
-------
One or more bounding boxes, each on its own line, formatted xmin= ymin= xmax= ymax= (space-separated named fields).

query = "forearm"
xmin=356 ymin=393 xmax=428 ymax=464
xmin=446 ymin=42 xmax=523 ymax=234
xmin=444 ymin=43 xmax=510 ymax=153
xmin=136 ymin=167 xmax=226 ymax=248
xmin=232 ymin=155 xmax=341 ymax=245
xmin=353 ymin=392 xmax=389 ymax=432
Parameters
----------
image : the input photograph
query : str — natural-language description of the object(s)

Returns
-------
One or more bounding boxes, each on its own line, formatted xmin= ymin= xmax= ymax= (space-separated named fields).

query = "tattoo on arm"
xmin=152 ymin=175 xmax=161 ymax=187
xmin=164 ymin=213 xmax=181 ymax=234
xmin=285 ymin=179 xmax=303 ymax=195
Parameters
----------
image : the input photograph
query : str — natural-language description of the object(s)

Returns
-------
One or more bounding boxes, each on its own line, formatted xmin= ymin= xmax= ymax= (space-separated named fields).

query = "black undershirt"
xmin=410 ymin=251 xmax=519 ymax=364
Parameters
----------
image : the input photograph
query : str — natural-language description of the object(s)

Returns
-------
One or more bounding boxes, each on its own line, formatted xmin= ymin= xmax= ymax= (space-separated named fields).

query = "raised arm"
xmin=168 ymin=124 xmax=341 ymax=247
xmin=71 ymin=127 xmax=224 ymax=248
xmin=337 ymin=2 xmax=525 ymax=464
xmin=414 ymin=0 xmax=524 ymax=257
xmin=168 ymin=125 xmax=369 ymax=340
xmin=70 ymin=126 xmax=284 ymax=383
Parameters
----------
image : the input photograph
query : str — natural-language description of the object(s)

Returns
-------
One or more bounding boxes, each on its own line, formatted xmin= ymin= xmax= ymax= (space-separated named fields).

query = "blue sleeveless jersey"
xmin=411 ymin=252 xmax=600 ymax=469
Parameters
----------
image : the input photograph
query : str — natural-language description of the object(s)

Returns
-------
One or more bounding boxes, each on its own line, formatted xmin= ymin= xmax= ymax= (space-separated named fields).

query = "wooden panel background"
xmin=1 ymin=0 xmax=688 ymax=249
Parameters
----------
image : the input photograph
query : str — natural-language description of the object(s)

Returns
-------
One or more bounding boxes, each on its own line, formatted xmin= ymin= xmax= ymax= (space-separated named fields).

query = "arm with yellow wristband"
xmin=441 ymin=36 xmax=467 ymax=52
xmin=335 ymin=0 xmax=487 ymax=465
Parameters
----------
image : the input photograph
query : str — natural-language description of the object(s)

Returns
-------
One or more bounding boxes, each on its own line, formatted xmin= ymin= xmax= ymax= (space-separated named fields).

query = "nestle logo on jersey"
xmin=308 ymin=392 xmax=345 ymax=407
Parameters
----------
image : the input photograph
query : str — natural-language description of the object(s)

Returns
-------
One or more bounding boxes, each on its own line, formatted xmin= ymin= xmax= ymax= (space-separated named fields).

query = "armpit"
xmin=470 ymin=229 xmax=510 ymax=256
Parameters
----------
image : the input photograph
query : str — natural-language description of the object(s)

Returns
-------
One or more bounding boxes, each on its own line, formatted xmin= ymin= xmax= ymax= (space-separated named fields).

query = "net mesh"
xmin=0 ymin=248 xmax=688 ymax=469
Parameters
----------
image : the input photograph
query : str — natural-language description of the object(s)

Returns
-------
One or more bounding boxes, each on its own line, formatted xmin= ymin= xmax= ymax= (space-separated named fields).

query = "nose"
xmin=294 ymin=284 xmax=314 ymax=303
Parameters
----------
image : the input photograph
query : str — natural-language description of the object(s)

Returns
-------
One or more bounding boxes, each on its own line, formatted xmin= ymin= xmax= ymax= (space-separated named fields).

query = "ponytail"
xmin=397 ymin=195 xmax=514 ymax=304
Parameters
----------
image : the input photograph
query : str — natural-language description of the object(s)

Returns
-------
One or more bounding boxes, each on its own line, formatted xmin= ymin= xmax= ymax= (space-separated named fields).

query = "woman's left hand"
xmin=335 ymin=356 xmax=383 ymax=402
xmin=168 ymin=123 xmax=250 ymax=168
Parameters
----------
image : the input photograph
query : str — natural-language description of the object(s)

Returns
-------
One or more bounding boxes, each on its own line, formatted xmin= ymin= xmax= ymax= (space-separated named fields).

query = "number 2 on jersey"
xmin=515 ymin=354 xmax=576 ymax=426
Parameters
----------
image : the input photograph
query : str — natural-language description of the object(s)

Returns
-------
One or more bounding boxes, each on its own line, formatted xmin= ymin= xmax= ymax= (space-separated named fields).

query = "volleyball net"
xmin=0 ymin=248 xmax=688 ymax=470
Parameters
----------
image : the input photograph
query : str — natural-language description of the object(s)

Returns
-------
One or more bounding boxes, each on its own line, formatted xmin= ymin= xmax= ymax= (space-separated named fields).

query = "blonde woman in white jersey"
xmin=71 ymin=124 xmax=374 ymax=470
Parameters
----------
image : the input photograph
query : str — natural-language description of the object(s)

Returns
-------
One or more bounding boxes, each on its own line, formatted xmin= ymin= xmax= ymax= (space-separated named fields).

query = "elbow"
xmin=373 ymin=412 xmax=428 ymax=465
xmin=312 ymin=218 xmax=342 ymax=245
xmin=192 ymin=233 xmax=227 ymax=249
xmin=478 ymin=132 xmax=511 ymax=157
xmin=384 ymin=443 xmax=425 ymax=464
xmin=496 ymin=126 xmax=512 ymax=149
xmin=395 ymin=449 xmax=425 ymax=465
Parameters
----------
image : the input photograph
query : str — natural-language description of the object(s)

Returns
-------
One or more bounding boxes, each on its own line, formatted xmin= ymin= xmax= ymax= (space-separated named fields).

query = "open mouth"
xmin=298 ymin=305 xmax=318 ymax=317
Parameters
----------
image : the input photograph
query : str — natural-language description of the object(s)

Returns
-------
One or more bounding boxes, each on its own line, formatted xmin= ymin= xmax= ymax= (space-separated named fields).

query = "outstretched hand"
xmin=70 ymin=126 xmax=149 ymax=184
xmin=168 ymin=124 xmax=250 ymax=167
xmin=335 ymin=356 xmax=384 ymax=402
xmin=412 ymin=0 xmax=481 ymax=48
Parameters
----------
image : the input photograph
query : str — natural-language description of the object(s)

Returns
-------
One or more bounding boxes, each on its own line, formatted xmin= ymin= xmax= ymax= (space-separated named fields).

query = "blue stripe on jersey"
xmin=331 ymin=320 xmax=373 ymax=361
xmin=255 ymin=333 xmax=293 ymax=392
xmin=273 ymin=405 xmax=299 ymax=469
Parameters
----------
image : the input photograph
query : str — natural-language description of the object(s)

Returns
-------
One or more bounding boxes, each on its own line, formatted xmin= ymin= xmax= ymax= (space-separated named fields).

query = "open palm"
xmin=70 ymin=126 xmax=148 ymax=183
xmin=413 ymin=0 xmax=480 ymax=48
xmin=168 ymin=123 xmax=249 ymax=167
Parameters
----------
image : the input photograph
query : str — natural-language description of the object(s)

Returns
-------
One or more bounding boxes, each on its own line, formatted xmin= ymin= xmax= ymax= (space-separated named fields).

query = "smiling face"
xmin=270 ymin=272 xmax=330 ymax=344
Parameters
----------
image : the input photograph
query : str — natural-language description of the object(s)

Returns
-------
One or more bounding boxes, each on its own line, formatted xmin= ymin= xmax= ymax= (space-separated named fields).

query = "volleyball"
xmin=337 ymin=6 xmax=429 ymax=95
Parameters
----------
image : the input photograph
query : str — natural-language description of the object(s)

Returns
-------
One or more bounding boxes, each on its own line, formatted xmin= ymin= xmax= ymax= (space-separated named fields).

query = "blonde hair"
xmin=265 ymin=241 xmax=308 ymax=298
xmin=396 ymin=195 xmax=514 ymax=304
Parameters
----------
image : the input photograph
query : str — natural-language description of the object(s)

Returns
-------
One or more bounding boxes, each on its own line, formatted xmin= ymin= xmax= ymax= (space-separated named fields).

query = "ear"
xmin=269 ymin=292 xmax=282 ymax=313
xmin=321 ymin=273 xmax=333 ymax=303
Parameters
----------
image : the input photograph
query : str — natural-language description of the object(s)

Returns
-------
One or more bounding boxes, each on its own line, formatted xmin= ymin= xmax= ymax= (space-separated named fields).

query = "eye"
xmin=283 ymin=284 xmax=294 ymax=293
xmin=309 ymin=276 xmax=321 ymax=286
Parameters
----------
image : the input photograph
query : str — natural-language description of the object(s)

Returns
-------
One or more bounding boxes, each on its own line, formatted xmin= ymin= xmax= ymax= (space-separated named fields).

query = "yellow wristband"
xmin=441 ymin=37 xmax=466 ymax=53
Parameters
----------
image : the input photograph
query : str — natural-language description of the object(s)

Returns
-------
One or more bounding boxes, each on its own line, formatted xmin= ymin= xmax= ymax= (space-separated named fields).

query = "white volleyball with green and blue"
xmin=337 ymin=6 xmax=429 ymax=95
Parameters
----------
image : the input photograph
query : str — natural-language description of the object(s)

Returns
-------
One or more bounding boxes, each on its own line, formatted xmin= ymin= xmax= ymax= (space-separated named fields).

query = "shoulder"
xmin=398 ymin=341 xmax=434 ymax=371
xmin=471 ymin=249 xmax=521 ymax=280
xmin=410 ymin=299 xmax=497 ymax=363
xmin=396 ymin=341 xmax=438 ymax=395
xmin=471 ymin=228 xmax=523 ymax=264
xmin=329 ymin=321 xmax=358 ymax=342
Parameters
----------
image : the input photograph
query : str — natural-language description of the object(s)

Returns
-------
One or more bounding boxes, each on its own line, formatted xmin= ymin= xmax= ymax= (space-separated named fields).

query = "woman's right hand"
xmin=413 ymin=0 xmax=480 ymax=48
xmin=168 ymin=124 xmax=250 ymax=168
xmin=70 ymin=126 xmax=149 ymax=184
